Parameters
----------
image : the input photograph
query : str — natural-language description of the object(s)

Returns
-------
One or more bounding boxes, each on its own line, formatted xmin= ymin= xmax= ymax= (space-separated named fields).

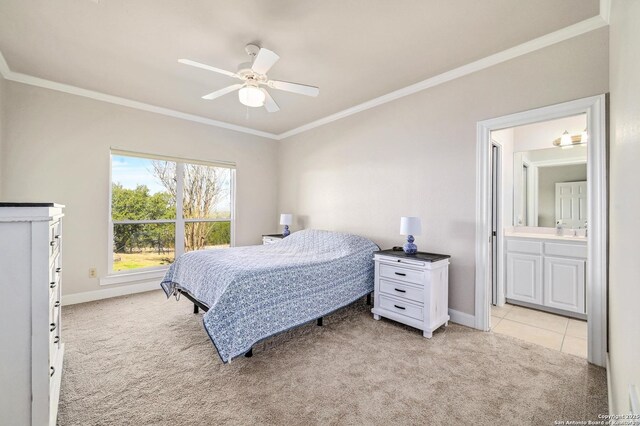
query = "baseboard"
xmin=448 ymin=309 xmax=476 ymax=328
xmin=631 ymin=384 xmax=640 ymax=416
xmin=62 ymin=281 xmax=161 ymax=306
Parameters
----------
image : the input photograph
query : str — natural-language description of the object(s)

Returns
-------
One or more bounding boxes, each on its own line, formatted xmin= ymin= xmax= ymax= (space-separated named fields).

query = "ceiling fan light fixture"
xmin=179 ymin=44 xmax=318 ymax=112
xmin=238 ymin=85 xmax=265 ymax=107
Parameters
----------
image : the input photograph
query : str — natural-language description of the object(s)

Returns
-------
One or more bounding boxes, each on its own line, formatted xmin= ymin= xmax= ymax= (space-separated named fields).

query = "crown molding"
xmin=0 ymin=12 xmax=609 ymax=142
xmin=0 ymin=55 xmax=280 ymax=140
xmin=600 ymin=0 xmax=611 ymax=24
xmin=279 ymin=15 xmax=608 ymax=139
xmin=0 ymin=51 xmax=10 ymax=77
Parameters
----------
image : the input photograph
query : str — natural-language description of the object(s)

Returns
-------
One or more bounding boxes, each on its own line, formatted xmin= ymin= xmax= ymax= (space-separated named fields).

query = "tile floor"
xmin=491 ymin=303 xmax=588 ymax=358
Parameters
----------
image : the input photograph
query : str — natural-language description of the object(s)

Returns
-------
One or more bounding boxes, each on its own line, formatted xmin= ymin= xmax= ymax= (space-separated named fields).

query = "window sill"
xmin=100 ymin=268 xmax=168 ymax=286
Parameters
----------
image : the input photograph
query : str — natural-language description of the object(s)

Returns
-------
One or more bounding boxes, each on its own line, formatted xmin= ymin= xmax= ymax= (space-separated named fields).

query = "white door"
xmin=544 ymin=256 xmax=586 ymax=314
xmin=555 ymin=181 xmax=587 ymax=228
xmin=506 ymin=253 xmax=543 ymax=305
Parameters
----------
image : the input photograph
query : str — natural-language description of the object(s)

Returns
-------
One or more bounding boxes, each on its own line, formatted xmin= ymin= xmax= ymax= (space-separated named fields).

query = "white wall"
xmin=1 ymin=81 xmax=278 ymax=298
xmin=277 ymin=29 xmax=609 ymax=316
xmin=608 ymin=0 xmax=640 ymax=414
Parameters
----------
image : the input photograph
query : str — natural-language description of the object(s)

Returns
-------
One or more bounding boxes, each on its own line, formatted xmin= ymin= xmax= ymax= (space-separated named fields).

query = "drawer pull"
xmin=50 ymin=366 xmax=55 ymax=377
xmin=394 ymin=288 xmax=406 ymax=293
xmin=50 ymin=282 xmax=56 ymax=289
xmin=50 ymin=240 xmax=55 ymax=247
xmin=55 ymin=267 xmax=62 ymax=273
xmin=394 ymin=272 xmax=406 ymax=276
xmin=54 ymin=336 xmax=60 ymax=344
xmin=50 ymin=323 xmax=56 ymax=332
xmin=393 ymin=304 xmax=406 ymax=310
xmin=54 ymin=301 xmax=60 ymax=308
xmin=55 ymin=234 xmax=61 ymax=239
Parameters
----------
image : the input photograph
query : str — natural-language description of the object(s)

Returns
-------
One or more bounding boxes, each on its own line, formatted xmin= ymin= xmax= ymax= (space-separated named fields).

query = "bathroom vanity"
xmin=505 ymin=230 xmax=586 ymax=319
xmin=504 ymin=138 xmax=589 ymax=320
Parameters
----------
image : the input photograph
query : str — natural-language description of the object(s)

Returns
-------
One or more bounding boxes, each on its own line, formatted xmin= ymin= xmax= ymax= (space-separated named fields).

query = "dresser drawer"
xmin=379 ymin=279 xmax=423 ymax=304
xmin=49 ymin=253 xmax=61 ymax=282
xmin=49 ymin=254 xmax=61 ymax=298
xmin=379 ymin=263 xmax=424 ymax=285
xmin=49 ymin=304 xmax=59 ymax=352
xmin=262 ymin=236 xmax=281 ymax=245
xmin=544 ymin=242 xmax=587 ymax=259
xmin=51 ymin=330 xmax=61 ymax=354
xmin=49 ymin=346 xmax=60 ymax=388
xmin=49 ymin=274 xmax=60 ymax=300
xmin=49 ymin=304 xmax=59 ymax=335
xmin=378 ymin=295 xmax=423 ymax=321
xmin=506 ymin=239 xmax=543 ymax=255
xmin=49 ymin=220 xmax=62 ymax=257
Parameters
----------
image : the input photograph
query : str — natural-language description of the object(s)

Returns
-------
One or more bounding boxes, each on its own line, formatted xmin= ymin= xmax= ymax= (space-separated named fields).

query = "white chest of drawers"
xmin=262 ymin=233 xmax=285 ymax=245
xmin=371 ymin=250 xmax=450 ymax=338
xmin=0 ymin=203 xmax=65 ymax=426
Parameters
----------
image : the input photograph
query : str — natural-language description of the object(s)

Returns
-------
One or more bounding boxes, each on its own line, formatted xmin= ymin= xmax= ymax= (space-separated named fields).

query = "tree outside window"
xmin=110 ymin=153 xmax=234 ymax=272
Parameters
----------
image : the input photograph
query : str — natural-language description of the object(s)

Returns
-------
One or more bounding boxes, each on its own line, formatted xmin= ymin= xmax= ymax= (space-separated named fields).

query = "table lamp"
xmin=280 ymin=213 xmax=293 ymax=237
xmin=400 ymin=216 xmax=422 ymax=254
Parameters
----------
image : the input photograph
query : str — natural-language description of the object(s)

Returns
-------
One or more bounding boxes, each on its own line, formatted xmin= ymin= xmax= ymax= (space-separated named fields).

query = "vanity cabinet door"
xmin=544 ymin=257 xmax=585 ymax=314
xmin=506 ymin=253 xmax=543 ymax=305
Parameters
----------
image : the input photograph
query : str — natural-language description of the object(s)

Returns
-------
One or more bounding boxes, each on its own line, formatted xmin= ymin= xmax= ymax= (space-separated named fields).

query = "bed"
xmin=160 ymin=229 xmax=379 ymax=363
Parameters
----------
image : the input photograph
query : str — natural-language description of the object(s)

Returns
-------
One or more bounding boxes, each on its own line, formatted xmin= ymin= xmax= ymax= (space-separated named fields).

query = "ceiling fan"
xmin=179 ymin=44 xmax=319 ymax=112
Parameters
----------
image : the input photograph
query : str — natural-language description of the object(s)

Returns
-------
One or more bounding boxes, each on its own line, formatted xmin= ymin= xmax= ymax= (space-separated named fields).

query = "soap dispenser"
xmin=556 ymin=220 xmax=563 ymax=236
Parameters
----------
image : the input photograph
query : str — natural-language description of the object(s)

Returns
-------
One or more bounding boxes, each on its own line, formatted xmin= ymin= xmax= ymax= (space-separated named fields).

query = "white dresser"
xmin=505 ymin=234 xmax=587 ymax=318
xmin=371 ymin=250 xmax=450 ymax=338
xmin=0 ymin=203 xmax=65 ymax=426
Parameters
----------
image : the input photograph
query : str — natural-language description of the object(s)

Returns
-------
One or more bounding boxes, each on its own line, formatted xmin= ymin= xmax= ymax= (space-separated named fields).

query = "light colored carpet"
xmin=58 ymin=290 xmax=607 ymax=425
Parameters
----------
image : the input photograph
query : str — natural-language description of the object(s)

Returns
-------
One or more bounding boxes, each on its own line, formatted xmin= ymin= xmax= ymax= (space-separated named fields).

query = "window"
xmin=110 ymin=151 xmax=234 ymax=273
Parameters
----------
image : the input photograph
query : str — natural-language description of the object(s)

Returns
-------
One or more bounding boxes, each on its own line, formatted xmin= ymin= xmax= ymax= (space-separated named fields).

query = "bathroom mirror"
xmin=513 ymin=145 xmax=587 ymax=228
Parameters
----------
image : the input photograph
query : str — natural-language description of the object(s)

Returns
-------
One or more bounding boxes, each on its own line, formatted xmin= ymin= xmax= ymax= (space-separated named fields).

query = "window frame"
xmin=106 ymin=150 xmax=236 ymax=280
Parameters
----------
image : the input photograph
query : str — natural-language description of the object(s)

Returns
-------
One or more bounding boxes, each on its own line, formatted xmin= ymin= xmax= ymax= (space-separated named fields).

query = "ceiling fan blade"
xmin=262 ymin=89 xmax=280 ymax=113
xmin=178 ymin=59 xmax=240 ymax=79
xmin=268 ymin=80 xmax=319 ymax=97
xmin=251 ymin=48 xmax=280 ymax=75
xmin=202 ymin=84 xmax=244 ymax=100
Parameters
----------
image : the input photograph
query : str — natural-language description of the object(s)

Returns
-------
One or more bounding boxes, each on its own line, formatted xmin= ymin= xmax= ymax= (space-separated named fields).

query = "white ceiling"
xmin=0 ymin=0 xmax=600 ymax=135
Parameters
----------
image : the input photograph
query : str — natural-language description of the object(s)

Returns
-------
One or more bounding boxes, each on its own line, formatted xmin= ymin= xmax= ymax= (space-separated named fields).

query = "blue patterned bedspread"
xmin=160 ymin=229 xmax=379 ymax=362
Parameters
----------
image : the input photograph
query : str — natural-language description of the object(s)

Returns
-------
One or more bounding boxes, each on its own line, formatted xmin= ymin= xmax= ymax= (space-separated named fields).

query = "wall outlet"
xmin=89 ymin=268 xmax=97 ymax=278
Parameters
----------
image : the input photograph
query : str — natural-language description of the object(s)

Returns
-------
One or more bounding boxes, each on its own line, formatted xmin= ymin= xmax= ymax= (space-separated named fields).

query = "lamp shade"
xmin=400 ymin=216 xmax=422 ymax=236
xmin=280 ymin=213 xmax=293 ymax=226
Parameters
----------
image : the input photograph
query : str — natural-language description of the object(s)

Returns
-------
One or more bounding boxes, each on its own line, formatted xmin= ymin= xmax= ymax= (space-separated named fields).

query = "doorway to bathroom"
xmin=476 ymin=95 xmax=607 ymax=366
xmin=493 ymin=114 xmax=589 ymax=358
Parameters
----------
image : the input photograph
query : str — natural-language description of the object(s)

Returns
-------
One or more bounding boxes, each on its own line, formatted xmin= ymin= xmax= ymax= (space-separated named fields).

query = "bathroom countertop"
xmin=504 ymin=232 xmax=587 ymax=242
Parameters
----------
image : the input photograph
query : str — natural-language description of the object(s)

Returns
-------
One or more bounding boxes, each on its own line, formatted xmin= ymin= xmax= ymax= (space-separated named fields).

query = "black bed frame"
xmin=178 ymin=289 xmax=372 ymax=359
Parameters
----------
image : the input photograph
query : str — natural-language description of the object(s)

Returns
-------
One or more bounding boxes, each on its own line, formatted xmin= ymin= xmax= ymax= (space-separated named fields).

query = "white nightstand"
xmin=371 ymin=250 xmax=451 ymax=338
xmin=262 ymin=234 xmax=285 ymax=245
